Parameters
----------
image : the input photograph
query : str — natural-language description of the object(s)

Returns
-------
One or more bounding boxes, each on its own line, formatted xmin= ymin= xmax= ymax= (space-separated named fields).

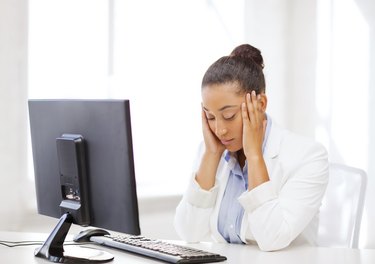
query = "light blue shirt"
xmin=218 ymin=114 xmax=272 ymax=244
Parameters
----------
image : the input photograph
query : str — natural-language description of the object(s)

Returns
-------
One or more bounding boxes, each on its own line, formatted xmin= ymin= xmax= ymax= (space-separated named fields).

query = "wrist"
xmin=245 ymin=153 xmax=263 ymax=164
xmin=196 ymin=150 xmax=223 ymax=190
xmin=203 ymin=149 xmax=224 ymax=160
xmin=244 ymin=148 xmax=262 ymax=158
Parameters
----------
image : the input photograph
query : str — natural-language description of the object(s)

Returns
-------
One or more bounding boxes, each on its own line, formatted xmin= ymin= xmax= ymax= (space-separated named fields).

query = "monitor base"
xmin=34 ymin=213 xmax=114 ymax=263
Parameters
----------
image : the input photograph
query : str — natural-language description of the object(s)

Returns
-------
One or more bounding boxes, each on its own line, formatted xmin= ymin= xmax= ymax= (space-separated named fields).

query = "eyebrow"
xmin=203 ymin=105 xmax=238 ymax=112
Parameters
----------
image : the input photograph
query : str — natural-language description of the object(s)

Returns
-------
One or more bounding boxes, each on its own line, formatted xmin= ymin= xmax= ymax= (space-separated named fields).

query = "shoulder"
xmin=266 ymin=119 xmax=328 ymax=175
xmin=266 ymin=120 xmax=329 ymax=188
xmin=270 ymin=120 xmax=327 ymax=157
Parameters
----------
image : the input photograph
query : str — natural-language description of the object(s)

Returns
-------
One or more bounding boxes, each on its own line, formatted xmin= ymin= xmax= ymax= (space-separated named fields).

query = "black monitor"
xmin=28 ymin=99 xmax=140 ymax=262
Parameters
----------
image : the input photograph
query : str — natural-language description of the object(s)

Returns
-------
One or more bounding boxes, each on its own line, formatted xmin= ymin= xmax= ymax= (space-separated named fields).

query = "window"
xmin=28 ymin=0 xmax=245 ymax=196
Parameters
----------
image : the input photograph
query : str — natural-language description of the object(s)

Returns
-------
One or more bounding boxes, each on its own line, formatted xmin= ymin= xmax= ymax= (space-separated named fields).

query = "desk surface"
xmin=1 ymin=231 xmax=375 ymax=264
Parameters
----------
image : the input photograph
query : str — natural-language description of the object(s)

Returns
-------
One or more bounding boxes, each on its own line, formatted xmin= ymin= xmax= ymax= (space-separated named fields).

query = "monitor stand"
xmin=34 ymin=213 xmax=114 ymax=263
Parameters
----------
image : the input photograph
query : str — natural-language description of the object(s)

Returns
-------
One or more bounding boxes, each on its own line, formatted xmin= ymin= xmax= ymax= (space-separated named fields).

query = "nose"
xmin=215 ymin=121 xmax=227 ymax=137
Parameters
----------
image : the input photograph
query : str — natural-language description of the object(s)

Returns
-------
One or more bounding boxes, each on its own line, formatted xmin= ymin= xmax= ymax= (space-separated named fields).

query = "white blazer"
xmin=174 ymin=119 xmax=329 ymax=251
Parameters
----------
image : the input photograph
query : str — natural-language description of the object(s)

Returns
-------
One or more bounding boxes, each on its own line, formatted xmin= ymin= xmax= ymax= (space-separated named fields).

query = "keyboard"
xmin=90 ymin=233 xmax=227 ymax=263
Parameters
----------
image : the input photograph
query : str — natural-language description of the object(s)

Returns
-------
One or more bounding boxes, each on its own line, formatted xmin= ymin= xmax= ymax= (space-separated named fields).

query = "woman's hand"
xmin=241 ymin=91 xmax=266 ymax=159
xmin=201 ymin=106 xmax=226 ymax=156
xmin=195 ymin=106 xmax=225 ymax=190
xmin=241 ymin=91 xmax=269 ymax=189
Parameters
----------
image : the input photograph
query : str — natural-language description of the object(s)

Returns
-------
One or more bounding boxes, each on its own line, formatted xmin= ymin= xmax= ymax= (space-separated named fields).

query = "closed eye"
xmin=223 ymin=114 xmax=236 ymax=121
xmin=206 ymin=115 xmax=215 ymax=121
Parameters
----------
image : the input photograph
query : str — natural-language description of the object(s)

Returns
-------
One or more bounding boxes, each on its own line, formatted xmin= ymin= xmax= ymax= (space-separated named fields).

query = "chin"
xmin=225 ymin=144 xmax=242 ymax=153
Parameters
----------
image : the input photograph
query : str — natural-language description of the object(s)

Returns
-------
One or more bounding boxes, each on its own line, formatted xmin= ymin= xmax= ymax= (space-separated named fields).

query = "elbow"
xmin=257 ymin=239 xmax=291 ymax=252
xmin=173 ymin=213 xmax=201 ymax=243
xmin=176 ymin=231 xmax=200 ymax=244
xmin=253 ymin=226 xmax=293 ymax=252
xmin=174 ymin=222 xmax=201 ymax=243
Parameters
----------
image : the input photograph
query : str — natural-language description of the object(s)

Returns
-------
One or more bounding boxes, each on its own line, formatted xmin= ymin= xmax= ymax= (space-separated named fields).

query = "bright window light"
xmin=28 ymin=0 xmax=245 ymax=197
xmin=316 ymin=0 xmax=370 ymax=248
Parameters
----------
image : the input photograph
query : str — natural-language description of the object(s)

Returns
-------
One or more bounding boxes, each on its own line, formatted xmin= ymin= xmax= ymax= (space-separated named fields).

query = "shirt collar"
xmin=224 ymin=151 xmax=231 ymax=162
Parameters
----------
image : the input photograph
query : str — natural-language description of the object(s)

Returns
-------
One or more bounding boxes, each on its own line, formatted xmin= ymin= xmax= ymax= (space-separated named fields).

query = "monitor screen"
xmin=28 ymin=99 xmax=141 ymax=236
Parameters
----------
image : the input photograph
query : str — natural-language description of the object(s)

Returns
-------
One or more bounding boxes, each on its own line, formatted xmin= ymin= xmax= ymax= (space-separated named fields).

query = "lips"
xmin=220 ymin=139 xmax=233 ymax=146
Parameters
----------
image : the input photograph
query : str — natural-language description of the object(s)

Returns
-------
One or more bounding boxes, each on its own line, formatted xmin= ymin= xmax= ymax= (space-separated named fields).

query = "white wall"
xmin=354 ymin=0 xmax=375 ymax=249
xmin=0 ymin=0 xmax=32 ymax=230
xmin=244 ymin=0 xmax=375 ymax=248
xmin=244 ymin=0 xmax=318 ymax=137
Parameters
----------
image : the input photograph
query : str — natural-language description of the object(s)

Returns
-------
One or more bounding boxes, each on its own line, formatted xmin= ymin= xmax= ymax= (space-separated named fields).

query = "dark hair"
xmin=201 ymin=44 xmax=266 ymax=94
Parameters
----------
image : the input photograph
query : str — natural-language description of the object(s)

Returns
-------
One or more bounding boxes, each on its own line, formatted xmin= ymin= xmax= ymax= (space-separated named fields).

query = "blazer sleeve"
xmin=238 ymin=138 xmax=329 ymax=251
xmin=174 ymin=177 xmax=219 ymax=242
xmin=174 ymin=142 xmax=218 ymax=242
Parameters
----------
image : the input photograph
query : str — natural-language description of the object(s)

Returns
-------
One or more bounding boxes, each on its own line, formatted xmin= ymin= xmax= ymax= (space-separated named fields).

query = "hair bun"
xmin=230 ymin=44 xmax=264 ymax=69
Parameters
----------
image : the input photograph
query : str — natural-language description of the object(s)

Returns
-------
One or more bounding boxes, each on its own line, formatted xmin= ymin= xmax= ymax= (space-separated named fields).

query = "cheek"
xmin=208 ymin=121 xmax=216 ymax=133
xmin=225 ymin=121 xmax=243 ymax=141
xmin=233 ymin=118 xmax=243 ymax=135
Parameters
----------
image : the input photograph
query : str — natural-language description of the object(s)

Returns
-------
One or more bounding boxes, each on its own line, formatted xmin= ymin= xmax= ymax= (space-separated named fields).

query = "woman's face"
xmin=202 ymin=82 xmax=245 ymax=152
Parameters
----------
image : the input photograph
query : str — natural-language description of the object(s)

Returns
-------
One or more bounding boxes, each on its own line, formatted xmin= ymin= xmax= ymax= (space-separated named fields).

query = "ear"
xmin=258 ymin=93 xmax=268 ymax=112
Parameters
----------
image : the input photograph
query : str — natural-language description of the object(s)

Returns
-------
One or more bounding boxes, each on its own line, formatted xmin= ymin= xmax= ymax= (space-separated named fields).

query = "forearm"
xmin=195 ymin=151 xmax=222 ymax=190
xmin=174 ymin=173 xmax=220 ymax=242
xmin=247 ymin=154 xmax=270 ymax=190
xmin=239 ymin=150 xmax=329 ymax=251
xmin=246 ymin=198 xmax=317 ymax=251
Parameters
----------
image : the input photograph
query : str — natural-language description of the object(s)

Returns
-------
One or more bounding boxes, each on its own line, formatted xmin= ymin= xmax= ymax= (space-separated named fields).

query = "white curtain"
xmin=244 ymin=0 xmax=374 ymax=248
xmin=0 ymin=0 xmax=31 ymax=230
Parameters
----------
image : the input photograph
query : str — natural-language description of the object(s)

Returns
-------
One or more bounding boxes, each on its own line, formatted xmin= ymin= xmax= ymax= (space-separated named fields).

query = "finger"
xmin=247 ymin=92 xmax=256 ymax=125
xmin=252 ymin=92 xmax=265 ymax=129
xmin=201 ymin=104 xmax=205 ymax=121
xmin=201 ymin=105 xmax=209 ymax=129
xmin=257 ymin=94 xmax=262 ymax=112
xmin=201 ymin=105 xmax=219 ymax=148
xmin=241 ymin=101 xmax=249 ymax=124
xmin=251 ymin=91 xmax=260 ymax=122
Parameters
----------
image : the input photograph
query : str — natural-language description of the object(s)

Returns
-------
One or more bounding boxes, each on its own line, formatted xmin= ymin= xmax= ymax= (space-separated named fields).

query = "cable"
xmin=0 ymin=240 xmax=93 ymax=248
xmin=0 ymin=240 xmax=43 ymax=247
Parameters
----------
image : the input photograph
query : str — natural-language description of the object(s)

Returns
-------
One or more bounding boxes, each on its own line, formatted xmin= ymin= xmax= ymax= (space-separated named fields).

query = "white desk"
xmin=1 ymin=231 xmax=375 ymax=264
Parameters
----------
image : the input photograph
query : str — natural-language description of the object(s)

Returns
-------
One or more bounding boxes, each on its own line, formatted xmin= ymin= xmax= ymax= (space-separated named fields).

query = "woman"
xmin=174 ymin=44 xmax=329 ymax=251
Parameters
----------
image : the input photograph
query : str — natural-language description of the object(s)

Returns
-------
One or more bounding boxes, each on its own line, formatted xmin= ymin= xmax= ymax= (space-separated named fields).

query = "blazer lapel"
xmin=263 ymin=121 xmax=283 ymax=177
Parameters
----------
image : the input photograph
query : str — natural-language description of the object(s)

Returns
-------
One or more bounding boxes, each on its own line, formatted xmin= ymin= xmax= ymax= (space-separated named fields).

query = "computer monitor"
xmin=28 ymin=99 xmax=140 ymax=262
